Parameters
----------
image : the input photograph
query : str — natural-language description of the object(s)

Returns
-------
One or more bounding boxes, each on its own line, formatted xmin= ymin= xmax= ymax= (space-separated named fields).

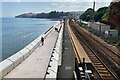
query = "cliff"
xmin=108 ymin=1 xmax=120 ymax=30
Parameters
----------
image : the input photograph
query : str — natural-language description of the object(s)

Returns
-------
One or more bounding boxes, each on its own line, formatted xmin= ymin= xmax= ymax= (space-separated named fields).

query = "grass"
xmin=116 ymin=40 xmax=120 ymax=51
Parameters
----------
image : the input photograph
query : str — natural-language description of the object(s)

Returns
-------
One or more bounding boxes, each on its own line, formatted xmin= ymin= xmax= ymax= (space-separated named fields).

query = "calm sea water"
xmin=1 ymin=18 xmax=58 ymax=61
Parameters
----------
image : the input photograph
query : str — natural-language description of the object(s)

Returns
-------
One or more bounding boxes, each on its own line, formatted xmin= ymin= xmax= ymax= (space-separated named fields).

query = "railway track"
xmin=69 ymin=19 xmax=118 ymax=80
xmin=76 ymin=22 xmax=120 ymax=67
xmin=77 ymin=23 xmax=120 ymax=66
xmin=74 ymin=21 xmax=120 ymax=78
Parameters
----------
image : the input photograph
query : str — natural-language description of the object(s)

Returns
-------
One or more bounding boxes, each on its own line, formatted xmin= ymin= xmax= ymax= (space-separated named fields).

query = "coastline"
xmin=15 ymin=17 xmax=61 ymax=21
xmin=2 ymin=18 xmax=59 ymax=61
xmin=1 ymin=21 xmax=59 ymax=62
xmin=0 ymin=21 xmax=61 ymax=79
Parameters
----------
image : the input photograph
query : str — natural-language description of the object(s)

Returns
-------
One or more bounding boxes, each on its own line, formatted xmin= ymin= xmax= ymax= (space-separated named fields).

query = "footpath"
xmin=2 ymin=23 xmax=61 ymax=79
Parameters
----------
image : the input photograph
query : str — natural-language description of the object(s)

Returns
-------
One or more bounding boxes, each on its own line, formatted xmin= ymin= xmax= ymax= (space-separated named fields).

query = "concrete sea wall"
xmin=0 ymin=22 xmax=60 ymax=79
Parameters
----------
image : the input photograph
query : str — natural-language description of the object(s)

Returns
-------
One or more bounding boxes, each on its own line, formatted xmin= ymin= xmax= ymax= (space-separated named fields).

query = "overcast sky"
xmin=1 ymin=0 xmax=112 ymax=17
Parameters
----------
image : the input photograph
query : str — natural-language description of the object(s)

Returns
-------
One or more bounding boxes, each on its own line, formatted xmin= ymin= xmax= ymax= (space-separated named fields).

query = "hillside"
xmin=94 ymin=7 xmax=108 ymax=21
xmin=80 ymin=1 xmax=120 ymax=31
xmin=79 ymin=8 xmax=94 ymax=22
xmin=80 ymin=7 xmax=108 ymax=22
xmin=101 ymin=1 xmax=120 ymax=31
xmin=108 ymin=1 xmax=120 ymax=30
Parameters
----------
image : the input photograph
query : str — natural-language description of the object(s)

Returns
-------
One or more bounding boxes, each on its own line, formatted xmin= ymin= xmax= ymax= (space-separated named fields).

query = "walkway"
xmin=3 ymin=24 xmax=60 ymax=79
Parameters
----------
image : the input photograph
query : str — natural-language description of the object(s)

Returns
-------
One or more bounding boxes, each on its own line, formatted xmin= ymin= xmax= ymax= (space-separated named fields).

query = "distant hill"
xmin=16 ymin=11 xmax=84 ymax=20
xmin=69 ymin=11 xmax=84 ymax=19
xmin=15 ymin=11 xmax=71 ymax=19
xmin=15 ymin=13 xmax=37 ymax=18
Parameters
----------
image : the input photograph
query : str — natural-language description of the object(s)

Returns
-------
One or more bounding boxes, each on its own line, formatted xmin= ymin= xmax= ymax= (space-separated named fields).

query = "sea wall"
xmin=0 ymin=22 xmax=60 ymax=79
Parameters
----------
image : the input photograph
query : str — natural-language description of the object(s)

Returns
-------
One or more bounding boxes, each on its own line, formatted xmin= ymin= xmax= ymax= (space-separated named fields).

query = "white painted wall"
xmin=91 ymin=22 xmax=110 ymax=33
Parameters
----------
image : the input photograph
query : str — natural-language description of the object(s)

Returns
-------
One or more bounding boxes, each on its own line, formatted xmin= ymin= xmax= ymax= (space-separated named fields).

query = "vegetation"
xmin=94 ymin=7 xmax=108 ymax=21
xmin=79 ymin=8 xmax=94 ymax=22
xmin=117 ymin=40 xmax=120 ymax=51
xmin=80 ymin=7 xmax=108 ymax=22
xmin=102 ymin=7 xmax=110 ymax=21
xmin=80 ymin=2 xmax=120 ymax=51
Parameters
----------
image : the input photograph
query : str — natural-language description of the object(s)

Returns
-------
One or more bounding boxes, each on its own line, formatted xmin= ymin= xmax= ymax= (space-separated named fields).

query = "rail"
xmin=76 ymin=21 xmax=120 ymax=78
xmin=67 ymin=19 xmax=91 ymax=80
xmin=69 ymin=19 xmax=117 ymax=80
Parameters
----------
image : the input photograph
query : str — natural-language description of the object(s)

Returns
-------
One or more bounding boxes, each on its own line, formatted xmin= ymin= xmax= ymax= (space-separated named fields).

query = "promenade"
xmin=3 ymin=23 xmax=61 ymax=79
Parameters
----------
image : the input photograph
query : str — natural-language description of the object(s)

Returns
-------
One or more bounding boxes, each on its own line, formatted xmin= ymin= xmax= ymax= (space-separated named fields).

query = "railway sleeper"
xmin=98 ymin=70 xmax=108 ymax=73
xmin=89 ymin=55 xmax=96 ymax=57
xmin=93 ymin=62 xmax=101 ymax=64
xmin=93 ymin=61 xmax=101 ymax=63
xmin=101 ymin=77 xmax=114 ymax=80
xmin=92 ymin=58 xmax=99 ymax=61
xmin=95 ymin=65 xmax=104 ymax=67
xmin=97 ymin=68 xmax=106 ymax=70
xmin=101 ymin=74 xmax=112 ymax=77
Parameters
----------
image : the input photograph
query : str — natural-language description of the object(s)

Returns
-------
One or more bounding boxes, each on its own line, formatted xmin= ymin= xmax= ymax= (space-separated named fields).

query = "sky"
xmin=1 ymin=0 xmax=113 ymax=2
xmin=1 ymin=0 xmax=112 ymax=17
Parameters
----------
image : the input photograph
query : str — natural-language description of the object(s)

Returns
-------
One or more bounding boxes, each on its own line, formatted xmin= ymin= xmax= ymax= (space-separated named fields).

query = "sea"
xmin=0 ymin=17 xmax=58 ymax=61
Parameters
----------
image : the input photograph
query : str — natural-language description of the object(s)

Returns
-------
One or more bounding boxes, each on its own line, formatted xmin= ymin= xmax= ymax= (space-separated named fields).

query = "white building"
xmin=91 ymin=22 xmax=110 ymax=35
xmin=105 ymin=30 xmax=118 ymax=40
xmin=81 ymin=21 xmax=118 ymax=40
xmin=81 ymin=21 xmax=89 ymax=27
